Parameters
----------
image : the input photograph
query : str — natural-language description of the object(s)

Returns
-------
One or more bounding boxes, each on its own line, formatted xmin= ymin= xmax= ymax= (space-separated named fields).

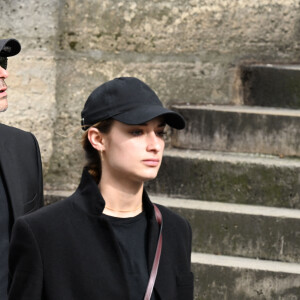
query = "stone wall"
xmin=0 ymin=0 xmax=300 ymax=190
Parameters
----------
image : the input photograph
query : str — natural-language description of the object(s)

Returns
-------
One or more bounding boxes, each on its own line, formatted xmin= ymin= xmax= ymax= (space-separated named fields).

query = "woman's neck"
xmin=99 ymin=177 xmax=144 ymax=218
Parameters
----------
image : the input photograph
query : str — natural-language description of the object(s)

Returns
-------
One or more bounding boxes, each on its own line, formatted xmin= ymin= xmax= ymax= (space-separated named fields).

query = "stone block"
xmin=241 ymin=64 xmax=300 ymax=109
xmin=171 ymin=105 xmax=300 ymax=157
xmin=152 ymin=196 xmax=300 ymax=263
xmin=146 ymin=149 xmax=300 ymax=208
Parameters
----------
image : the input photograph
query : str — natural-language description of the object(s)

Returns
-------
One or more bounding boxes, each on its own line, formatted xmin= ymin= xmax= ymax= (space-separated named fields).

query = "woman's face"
xmin=101 ymin=117 xmax=166 ymax=185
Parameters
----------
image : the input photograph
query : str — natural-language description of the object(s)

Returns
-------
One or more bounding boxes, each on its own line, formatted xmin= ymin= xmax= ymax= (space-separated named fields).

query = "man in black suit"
xmin=0 ymin=38 xmax=43 ymax=299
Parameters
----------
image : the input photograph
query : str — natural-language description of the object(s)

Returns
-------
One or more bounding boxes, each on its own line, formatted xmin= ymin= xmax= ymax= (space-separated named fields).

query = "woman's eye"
xmin=156 ymin=131 xmax=166 ymax=138
xmin=131 ymin=130 xmax=143 ymax=136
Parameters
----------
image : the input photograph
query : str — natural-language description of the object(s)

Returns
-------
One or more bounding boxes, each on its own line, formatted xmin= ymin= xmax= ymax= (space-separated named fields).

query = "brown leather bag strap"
xmin=144 ymin=204 xmax=163 ymax=300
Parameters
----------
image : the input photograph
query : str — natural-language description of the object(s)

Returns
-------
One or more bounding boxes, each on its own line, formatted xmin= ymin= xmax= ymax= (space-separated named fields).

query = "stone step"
xmin=171 ymin=104 xmax=300 ymax=156
xmin=45 ymin=191 xmax=300 ymax=264
xmin=240 ymin=64 xmax=300 ymax=109
xmin=146 ymin=149 xmax=300 ymax=209
xmin=192 ymin=252 xmax=300 ymax=299
xmin=152 ymin=196 xmax=300 ymax=264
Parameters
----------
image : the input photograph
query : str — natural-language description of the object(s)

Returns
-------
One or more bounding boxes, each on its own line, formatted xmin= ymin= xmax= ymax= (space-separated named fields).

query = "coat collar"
xmin=73 ymin=168 xmax=156 ymax=221
xmin=0 ymin=124 xmax=25 ymax=219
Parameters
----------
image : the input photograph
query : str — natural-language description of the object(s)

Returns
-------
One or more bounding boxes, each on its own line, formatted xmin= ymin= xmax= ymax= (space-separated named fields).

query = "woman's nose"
xmin=0 ymin=66 xmax=8 ymax=79
xmin=146 ymin=132 xmax=162 ymax=152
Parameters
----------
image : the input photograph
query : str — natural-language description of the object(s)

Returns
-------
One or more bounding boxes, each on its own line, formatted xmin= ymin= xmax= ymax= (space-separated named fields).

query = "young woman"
xmin=8 ymin=77 xmax=194 ymax=300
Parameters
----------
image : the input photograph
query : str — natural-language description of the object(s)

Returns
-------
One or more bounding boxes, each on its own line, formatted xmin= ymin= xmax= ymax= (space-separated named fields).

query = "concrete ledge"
xmin=146 ymin=149 xmax=300 ymax=208
xmin=162 ymin=148 xmax=300 ymax=167
xmin=173 ymin=104 xmax=300 ymax=116
xmin=151 ymin=196 xmax=300 ymax=219
xmin=192 ymin=253 xmax=300 ymax=275
xmin=171 ymin=104 xmax=300 ymax=156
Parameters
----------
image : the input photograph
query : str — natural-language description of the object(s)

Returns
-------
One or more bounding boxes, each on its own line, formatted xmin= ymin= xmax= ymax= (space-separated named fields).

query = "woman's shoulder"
xmin=16 ymin=194 xmax=74 ymax=226
xmin=11 ymin=194 xmax=80 ymax=244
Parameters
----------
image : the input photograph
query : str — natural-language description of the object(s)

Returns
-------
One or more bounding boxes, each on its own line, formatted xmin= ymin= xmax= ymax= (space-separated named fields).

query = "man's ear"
xmin=87 ymin=128 xmax=105 ymax=152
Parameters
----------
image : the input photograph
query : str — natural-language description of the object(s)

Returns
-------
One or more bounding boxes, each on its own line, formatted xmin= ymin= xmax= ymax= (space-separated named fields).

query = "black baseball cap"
xmin=0 ymin=39 xmax=21 ymax=57
xmin=81 ymin=77 xmax=185 ymax=130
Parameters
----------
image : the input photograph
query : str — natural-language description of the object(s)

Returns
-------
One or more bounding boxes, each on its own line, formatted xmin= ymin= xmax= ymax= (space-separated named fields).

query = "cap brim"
xmin=0 ymin=39 xmax=21 ymax=57
xmin=113 ymin=105 xmax=185 ymax=129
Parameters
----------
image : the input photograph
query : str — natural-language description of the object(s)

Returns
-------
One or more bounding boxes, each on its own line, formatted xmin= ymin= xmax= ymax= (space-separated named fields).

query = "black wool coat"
xmin=8 ymin=169 xmax=194 ymax=300
xmin=0 ymin=123 xmax=43 ymax=224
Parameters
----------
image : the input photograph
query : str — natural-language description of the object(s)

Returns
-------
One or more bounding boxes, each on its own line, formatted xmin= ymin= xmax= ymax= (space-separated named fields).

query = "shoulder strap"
xmin=144 ymin=204 xmax=163 ymax=300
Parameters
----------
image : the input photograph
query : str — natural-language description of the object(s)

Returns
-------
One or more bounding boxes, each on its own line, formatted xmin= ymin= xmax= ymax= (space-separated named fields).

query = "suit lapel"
xmin=0 ymin=133 xmax=24 ymax=221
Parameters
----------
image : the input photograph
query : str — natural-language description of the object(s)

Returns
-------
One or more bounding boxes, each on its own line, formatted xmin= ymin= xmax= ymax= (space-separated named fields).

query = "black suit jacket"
xmin=0 ymin=123 xmax=43 ymax=224
xmin=8 ymin=169 xmax=193 ymax=300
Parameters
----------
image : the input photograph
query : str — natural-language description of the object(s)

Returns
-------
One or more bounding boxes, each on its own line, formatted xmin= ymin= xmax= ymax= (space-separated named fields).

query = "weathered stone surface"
xmin=0 ymin=1 xmax=59 ymax=52
xmin=171 ymin=105 xmax=300 ymax=157
xmin=193 ymin=262 xmax=300 ymax=299
xmin=175 ymin=206 xmax=300 ymax=263
xmin=56 ymin=0 xmax=300 ymax=108
xmin=57 ymin=0 xmax=299 ymax=56
xmin=146 ymin=149 xmax=300 ymax=208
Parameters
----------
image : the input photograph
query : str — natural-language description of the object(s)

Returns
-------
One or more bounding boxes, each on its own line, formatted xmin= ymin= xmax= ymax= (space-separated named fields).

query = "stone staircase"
xmin=146 ymin=65 xmax=300 ymax=299
xmin=45 ymin=65 xmax=300 ymax=299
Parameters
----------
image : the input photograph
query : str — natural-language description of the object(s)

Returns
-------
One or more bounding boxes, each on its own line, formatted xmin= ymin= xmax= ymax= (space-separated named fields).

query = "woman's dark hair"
xmin=81 ymin=119 xmax=114 ymax=183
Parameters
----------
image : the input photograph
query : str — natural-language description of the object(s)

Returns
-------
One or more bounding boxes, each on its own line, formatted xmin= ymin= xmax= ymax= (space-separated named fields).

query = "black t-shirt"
xmin=103 ymin=211 xmax=157 ymax=300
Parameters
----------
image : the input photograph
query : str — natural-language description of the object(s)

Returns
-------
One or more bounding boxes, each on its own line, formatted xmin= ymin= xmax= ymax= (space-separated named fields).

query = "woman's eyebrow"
xmin=157 ymin=122 xmax=166 ymax=127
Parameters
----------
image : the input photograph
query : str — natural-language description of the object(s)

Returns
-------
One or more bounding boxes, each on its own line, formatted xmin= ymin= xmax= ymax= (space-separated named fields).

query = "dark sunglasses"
xmin=0 ymin=57 xmax=7 ymax=70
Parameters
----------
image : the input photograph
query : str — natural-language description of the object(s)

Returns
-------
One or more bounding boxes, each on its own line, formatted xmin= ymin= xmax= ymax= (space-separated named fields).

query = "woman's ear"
xmin=87 ymin=128 xmax=105 ymax=152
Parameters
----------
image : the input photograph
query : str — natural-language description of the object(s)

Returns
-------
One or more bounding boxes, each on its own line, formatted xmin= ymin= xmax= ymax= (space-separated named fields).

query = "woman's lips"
xmin=0 ymin=90 xmax=7 ymax=98
xmin=142 ymin=159 xmax=160 ymax=167
xmin=0 ymin=87 xmax=7 ymax=98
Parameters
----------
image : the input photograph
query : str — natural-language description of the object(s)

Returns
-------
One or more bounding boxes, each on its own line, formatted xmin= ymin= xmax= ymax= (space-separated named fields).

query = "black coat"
xmin=8 ymin=169 xmax=194 ymax=300
xmin=0 ymin=124 xmax=43 ymax=224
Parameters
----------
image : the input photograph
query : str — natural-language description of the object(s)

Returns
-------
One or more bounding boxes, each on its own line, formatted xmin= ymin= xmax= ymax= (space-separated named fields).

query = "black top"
xmin=103 ymin=212 xmax=150 ymax=299
xmin=0 ymin=171 xmax=10 ymax=300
